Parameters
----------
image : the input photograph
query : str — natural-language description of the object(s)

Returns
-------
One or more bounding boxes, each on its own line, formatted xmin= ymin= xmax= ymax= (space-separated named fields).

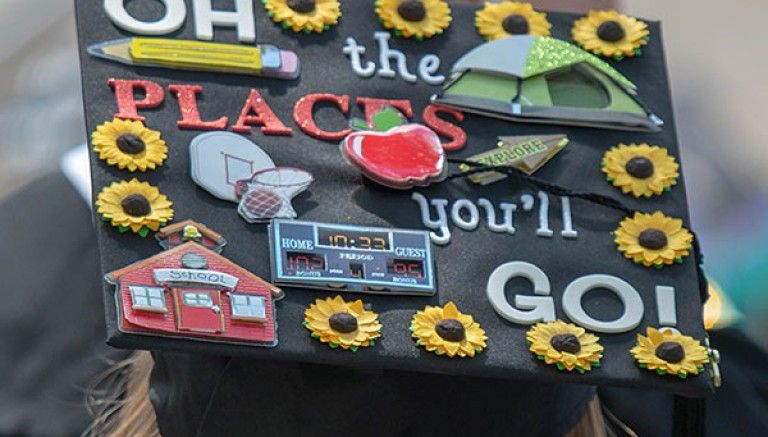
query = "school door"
xmin=174 ymin=288 xmax=225 ymax=333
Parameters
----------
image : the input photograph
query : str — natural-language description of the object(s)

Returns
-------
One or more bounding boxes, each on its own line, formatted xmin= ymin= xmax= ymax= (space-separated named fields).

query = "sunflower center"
xmin=435 ymin=318 xmax=466 ymax=342
xmin=550 ymin=333 xmax=581 ymax=354
xmin=624 ymin=156 xmax=655 ymax=179
xmin=116 ymin=134 xmax=146 ymax=155
xmin=655 ymin=341 xmax=685 ymax=363
xmin=397 ymin=0 xmax=427 ymax=22
xmin=502 ymin=14 xmax=530 ymax=35
xmin=287 ymin=0 xmax=315 ymax=14
xmin=638 ymin=228 xmax=668 ymax=250
xmin=597 ymin=20 xmax=625 ymax=42
xmin=329 ymin=312 xmax=358 ymax=333
xmin=120 ymin=194 xmax=152 ymax=217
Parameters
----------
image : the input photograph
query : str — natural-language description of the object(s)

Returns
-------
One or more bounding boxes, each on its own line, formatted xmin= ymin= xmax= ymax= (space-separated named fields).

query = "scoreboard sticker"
xmin=269 ymin=219 xmax=436 ymax=296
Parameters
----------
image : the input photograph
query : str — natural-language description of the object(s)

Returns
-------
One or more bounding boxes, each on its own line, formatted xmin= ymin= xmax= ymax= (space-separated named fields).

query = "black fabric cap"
xmin=75 ymin=0 xmax=711 ymax=398
xmin=150 ymin=352 xmax=596 ymax=436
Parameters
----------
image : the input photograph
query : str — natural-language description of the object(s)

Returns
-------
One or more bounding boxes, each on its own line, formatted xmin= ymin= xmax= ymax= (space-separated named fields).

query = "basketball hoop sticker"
xmin=236 ymin=167 xmax=314 ymax=223
xmin=190 ymin=131 xmax=314 ymax=222
xmin=190 ymin=132 xmax=275 ymax=202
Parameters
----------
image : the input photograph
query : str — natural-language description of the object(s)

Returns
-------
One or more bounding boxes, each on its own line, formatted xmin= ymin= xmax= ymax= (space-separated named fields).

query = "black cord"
xmin=446 ymin=158 xmax=709 ymax=303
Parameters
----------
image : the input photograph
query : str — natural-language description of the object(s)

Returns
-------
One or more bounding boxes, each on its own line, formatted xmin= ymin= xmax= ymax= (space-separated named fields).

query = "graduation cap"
xmin=432 ymin=35 xmax=664 ymax=131
xmin=75 ymin=0 xmax=718 ymax=434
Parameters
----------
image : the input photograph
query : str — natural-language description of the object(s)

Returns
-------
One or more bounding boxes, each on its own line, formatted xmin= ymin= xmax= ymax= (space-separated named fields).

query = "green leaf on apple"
xmin=372 ymin=107 xmax=405 ymax=132
xmin=349 ymin=117 xmax=371 ymax=131
xmin=349 ymin=106 xmax=407 ymax=132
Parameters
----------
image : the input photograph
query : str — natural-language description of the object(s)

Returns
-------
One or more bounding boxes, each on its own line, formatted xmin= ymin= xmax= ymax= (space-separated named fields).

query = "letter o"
xmin=562 ymin=274 xmax=644 ymax=333
xmin=104 ymin=0 xmax=186 ymax=35
xmin=451 ymin=199 xmax=480 ymax=231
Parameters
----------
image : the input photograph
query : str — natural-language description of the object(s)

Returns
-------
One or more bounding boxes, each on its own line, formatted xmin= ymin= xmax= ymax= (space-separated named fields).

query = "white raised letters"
xmin=343 ymin=33 xmax=445 ymax=85
xmin=411 ymin=192 xmax=451 ymax=245
xmin=486 ymin=262 xmax=672 ymax=334
xmin=535 ymin=191 xmax=553 ymax=237
xmin=342 ymin=37 xmax=376 ymax=77
xmin=562 ymin=274 xmax=644 ymax=333
xmin=486 ymin=262 xmax=556 ymax=324
xmin=413 ymin=192 xmax=577 ymax=244
xmin=374 ymin=31 xmax=417 ymax=82
xmin=478 ymin=198 xmax=516 ymax=234
xmin=104 ymin=0 xmax=256 ymax=41
xmin=418 ymin=54 xmax=445 ymax=85
xmin=104 ymin=0 xmax=186 ymax=35
xmin=450 ymin=199 xmax=480 ymax=231
xmin=192 ymin=0 xmax=256 ymax=42
xmin=655 ymin=285 xmax=678 ymax=327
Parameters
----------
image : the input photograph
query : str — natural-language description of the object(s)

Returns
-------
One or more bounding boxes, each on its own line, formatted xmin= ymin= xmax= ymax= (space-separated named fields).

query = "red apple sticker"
xmin=341 ymin=107 xmax=445 ymax=189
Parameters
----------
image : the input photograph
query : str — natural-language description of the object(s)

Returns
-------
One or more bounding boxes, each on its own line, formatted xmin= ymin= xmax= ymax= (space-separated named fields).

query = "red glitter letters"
xmin=232 ymin=89 xmax=293 ymax=136
xmin=422 ymin=104 xmax=467 ymax=152
xmin=108 ymin=78 xmax=164 ymax=121
xmin=293 ymin=93 xmax=352 ymax=141
xmin=169 ymin=84 xmax=228 ymax=130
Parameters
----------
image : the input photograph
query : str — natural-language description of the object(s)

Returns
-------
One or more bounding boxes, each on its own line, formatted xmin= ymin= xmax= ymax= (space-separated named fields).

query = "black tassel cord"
xmin=445 ymin=158 xmax=709 ymax=304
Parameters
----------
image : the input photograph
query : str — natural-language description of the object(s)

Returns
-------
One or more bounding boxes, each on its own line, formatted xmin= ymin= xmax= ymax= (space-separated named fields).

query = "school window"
xmin=182 ymin=292 xmax=214 ymax=307
xmin=129 ymin=286 xmax=167 ymax=312
xmin=231 ymin=294 xmax=267 ymax=320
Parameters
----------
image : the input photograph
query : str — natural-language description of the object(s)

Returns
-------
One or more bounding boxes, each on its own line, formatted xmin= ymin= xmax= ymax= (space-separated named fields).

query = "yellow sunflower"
xmin=304 ymin=295 xmax=382 ymax=351
xmin=475 ymin=1 xmax=551 ymax=40
xmin=376 ymin=0 xmax=452 ymax=40
xmin=614 ymin=211 xmax=693 ymax=268
xmin=91 ymin=118 xmax=167 ymax=172
xmin=602 ymin=143 xmax=679 ymax=198
xmin=410 ymin=302 xmax=486 ymax=358
xmin=262 ymin=0 xmax=341 ymax=33
xmin=526 ymin=320 xmax=603 ymax=373
xmin=96 ymin=178 xmax=174 ymax=237
xmin=631 ymin=327 xmax=710 ymax=378
xmin=572 ymin=10 xmax=649 ymax=60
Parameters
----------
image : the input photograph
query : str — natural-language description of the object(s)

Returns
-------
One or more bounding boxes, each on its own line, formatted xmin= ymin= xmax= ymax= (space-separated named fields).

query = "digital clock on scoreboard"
xmin=268 ymin=219 xmax=436 ymax=295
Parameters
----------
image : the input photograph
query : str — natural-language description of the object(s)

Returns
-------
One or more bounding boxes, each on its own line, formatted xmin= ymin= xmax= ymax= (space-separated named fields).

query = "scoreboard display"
xmin=269 ymin=220 xmax=436 ymax=295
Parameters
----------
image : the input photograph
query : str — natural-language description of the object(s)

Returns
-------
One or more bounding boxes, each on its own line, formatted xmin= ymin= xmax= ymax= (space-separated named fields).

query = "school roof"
xmin=105 ymin=241 xmax=283 ymax=298
xmin=156 ymin=219 xmax=227 ymax=246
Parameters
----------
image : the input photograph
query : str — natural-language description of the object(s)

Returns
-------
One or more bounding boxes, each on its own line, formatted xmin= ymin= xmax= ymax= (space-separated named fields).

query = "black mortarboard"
xmin=75 ymin=0 xmax=717 ymax=431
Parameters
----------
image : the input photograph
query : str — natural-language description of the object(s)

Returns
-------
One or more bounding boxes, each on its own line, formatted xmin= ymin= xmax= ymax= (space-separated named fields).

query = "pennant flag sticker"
xmin=460 ymin=134 xmax=568 ymax=185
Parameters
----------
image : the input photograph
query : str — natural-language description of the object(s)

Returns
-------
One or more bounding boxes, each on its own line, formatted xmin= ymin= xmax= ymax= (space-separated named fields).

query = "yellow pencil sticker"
xmin=87 ymin=37 xmax=299 ymax=79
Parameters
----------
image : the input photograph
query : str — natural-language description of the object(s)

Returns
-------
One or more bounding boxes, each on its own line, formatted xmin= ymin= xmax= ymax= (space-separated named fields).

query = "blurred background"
xmin=0 ymin=0 xmax=765 ymax=434
xmin=0 ymin=1 xmax=765 ymax=341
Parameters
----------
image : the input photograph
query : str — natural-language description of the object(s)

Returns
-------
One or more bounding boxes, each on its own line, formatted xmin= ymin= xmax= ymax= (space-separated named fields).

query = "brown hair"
xmin=85 ymin=351 xmax=159 ymax=437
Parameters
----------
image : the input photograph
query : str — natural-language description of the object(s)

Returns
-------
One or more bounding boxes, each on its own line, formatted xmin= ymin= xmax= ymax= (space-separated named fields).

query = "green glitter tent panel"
xmin=432 ymin=36 xmax=663 ymax=132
